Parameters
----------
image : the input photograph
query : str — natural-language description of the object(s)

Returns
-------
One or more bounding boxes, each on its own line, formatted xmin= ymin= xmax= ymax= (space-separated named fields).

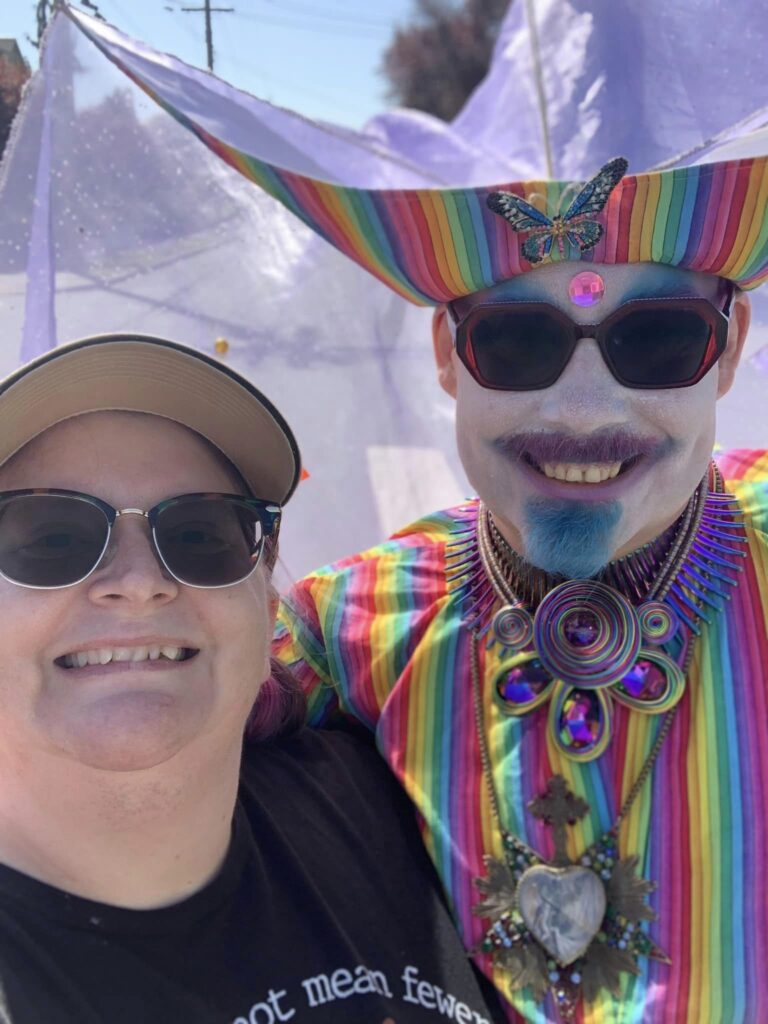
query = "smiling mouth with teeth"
xmin=56 ymin=646 xmax=198 ymax=669
xmin=525 ymin=455 xmax=640 ymax=484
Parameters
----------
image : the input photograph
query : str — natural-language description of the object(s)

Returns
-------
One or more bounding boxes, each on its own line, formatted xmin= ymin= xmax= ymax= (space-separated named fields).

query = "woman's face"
xmin=0 ymin=412 xmax=274 ymax=773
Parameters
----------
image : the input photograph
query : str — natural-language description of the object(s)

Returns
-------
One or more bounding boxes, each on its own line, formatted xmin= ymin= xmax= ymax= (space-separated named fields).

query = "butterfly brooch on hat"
xmin=487 ymin=157 xmax=628 ymax=265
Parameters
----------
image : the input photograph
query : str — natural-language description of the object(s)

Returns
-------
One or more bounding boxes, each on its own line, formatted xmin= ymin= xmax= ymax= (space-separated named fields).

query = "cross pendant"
xmin=528 ymin=776 xmax=590 ymax=867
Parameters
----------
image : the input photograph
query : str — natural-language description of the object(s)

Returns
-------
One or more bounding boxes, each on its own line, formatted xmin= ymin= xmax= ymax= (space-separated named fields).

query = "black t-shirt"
xmin=0 ymin=729 xmax=501 ymax=1024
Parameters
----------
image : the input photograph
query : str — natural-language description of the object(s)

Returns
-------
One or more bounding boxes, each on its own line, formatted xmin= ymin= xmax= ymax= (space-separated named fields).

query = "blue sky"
xmin=4 ymin=0 xmax=417 ymax=127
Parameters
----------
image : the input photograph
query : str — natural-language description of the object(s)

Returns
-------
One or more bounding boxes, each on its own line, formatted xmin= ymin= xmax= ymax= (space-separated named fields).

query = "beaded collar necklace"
xmin=444 ymin=464 xmax=747 ymax=1018
xmin=446 ymin=463 xmax=746 ymax=761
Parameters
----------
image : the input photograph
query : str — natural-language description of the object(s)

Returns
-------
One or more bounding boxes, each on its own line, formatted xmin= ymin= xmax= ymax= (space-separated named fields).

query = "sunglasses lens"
xmin=607 ymin=308 xmax=716 ymax=386
xmin=464 ymin=309 xmax=572 ymax=389
xmin=154 ymin=498 xmax=265 ymax=587
xmin=0 ymin=495 xmax=109 ymax=587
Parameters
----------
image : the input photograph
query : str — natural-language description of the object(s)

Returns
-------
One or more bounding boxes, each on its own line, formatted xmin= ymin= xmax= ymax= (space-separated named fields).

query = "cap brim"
xmin=0 ymin=334 xmax=301 ymax=504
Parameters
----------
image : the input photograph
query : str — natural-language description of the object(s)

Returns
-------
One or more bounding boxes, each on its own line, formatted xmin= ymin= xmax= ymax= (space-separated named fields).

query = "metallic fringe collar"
xmin=446 ymin=465 xmax=747 ymax=638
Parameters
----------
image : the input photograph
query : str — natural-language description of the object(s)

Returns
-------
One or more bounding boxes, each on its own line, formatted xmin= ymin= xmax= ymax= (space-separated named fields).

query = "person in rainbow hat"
xmin=270 ymin=153 xmax=768 ymax=1022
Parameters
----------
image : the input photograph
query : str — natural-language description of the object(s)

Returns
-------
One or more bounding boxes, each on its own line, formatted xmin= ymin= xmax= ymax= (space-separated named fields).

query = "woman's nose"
xmin=86 ymin=516 xmax=180 ymax=606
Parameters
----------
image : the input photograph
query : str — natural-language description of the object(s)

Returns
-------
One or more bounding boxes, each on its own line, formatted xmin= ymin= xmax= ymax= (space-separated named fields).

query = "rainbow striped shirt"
xmin=275 ymin=450 xmax=768 ymax=1023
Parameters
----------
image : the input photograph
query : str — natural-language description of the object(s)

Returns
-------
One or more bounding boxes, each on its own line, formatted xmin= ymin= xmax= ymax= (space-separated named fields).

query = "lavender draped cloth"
xmin=0 ymin=1 xmax=765 ymax=578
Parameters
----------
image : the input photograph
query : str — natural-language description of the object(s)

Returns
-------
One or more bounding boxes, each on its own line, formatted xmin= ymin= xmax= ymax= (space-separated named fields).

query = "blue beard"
xmin=523 ymin=499 xmax=622 ymax=578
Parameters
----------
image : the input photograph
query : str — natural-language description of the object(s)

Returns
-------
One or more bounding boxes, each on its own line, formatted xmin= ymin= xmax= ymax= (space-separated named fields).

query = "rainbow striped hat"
xmin=120 ymin=98 xmax=768 ymax=308
xmin=231 ymin=152 xmax=768 ymax=306
xmin=65 ymin=8 xmax=768 ymax=308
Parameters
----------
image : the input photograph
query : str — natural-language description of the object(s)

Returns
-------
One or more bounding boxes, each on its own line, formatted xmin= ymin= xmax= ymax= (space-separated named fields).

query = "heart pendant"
xmin=516 ymin=864 xmax=607 ymax=965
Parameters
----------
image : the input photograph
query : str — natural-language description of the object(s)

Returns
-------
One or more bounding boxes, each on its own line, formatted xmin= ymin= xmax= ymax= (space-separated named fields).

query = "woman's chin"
xmin=39 ymin=692 xmax=208 ymax=772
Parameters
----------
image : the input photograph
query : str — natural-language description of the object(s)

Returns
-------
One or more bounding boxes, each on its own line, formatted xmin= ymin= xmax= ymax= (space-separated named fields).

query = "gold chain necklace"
xmin=470 ymin=621 xmax=694 ymax=1020
xmin=467 ymin=472 xmax=734 ymax=1020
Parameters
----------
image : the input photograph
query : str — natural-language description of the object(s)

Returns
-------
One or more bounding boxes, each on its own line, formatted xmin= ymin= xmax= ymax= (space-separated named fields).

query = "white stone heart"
xmin=517 ymin=865 xmax=607 ymax=966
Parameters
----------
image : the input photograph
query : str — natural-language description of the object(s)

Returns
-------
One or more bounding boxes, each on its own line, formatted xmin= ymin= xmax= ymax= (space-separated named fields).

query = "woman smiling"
xmin=0 ymin=333 xmax=499 ymax=1024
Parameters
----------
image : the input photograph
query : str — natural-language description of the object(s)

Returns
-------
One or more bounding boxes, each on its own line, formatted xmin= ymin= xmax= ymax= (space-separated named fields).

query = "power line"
xmin=103 ymin=0 xmax=152 ymax=39
xmin=234 ymin=9 xmax=388 ymax=40
xmin=216 ymin=14 xmax=367 ymax=121
xmin=260 ymin=0 xmax=395 ymax=30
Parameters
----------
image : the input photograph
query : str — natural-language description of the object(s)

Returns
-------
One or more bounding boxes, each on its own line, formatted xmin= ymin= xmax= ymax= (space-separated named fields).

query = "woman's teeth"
xmin=61 ymin=646 xmax=188 ymax=669
xmin=540 ymin=462 xmax=623 ymax=483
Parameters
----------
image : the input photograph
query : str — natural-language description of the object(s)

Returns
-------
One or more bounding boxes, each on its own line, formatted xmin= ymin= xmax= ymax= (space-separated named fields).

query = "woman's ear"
xmin=433 ymin=306 xmax=458 ymax=398
xmin=717 ymin=288 xmax=751 ymax=399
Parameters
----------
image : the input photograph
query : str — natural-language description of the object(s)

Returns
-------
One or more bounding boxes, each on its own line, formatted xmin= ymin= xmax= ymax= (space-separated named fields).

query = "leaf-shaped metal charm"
xmin=581 ymin=942 xmax=642 ymax=1001
xmin=473 ymin=856 xmax=518 ymax=919
xmin=519 ymin=944 xmax=550 ymax=1002
xmin=498 ymin=943 xmax=550 ymax=999
xmin=607 ymin=855 xmax=658 ymax=922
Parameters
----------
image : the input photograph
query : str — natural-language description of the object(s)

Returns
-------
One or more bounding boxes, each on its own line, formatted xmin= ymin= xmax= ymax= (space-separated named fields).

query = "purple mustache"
xmin=495 ymin=430 xmax=670 ymax=465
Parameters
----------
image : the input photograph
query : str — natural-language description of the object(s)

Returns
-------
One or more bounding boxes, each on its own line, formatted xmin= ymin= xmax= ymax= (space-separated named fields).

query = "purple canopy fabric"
xmin=0 ymin=2 xmax=765 ymax=578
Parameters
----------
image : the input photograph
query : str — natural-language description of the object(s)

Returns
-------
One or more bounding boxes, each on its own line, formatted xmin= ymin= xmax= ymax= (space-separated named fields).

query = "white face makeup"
xmin=0 ymin=412 xmax=274 ymax=773
xmin=434 ymin=262 xmax=749 ymax=576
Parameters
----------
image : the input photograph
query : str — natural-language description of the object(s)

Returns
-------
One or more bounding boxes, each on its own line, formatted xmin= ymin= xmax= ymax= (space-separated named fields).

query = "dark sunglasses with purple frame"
xmin=447 ymin=285 xmax=735 ymax=392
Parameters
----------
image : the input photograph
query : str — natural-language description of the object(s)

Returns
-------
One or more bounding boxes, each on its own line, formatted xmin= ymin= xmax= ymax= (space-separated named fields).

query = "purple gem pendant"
xmin=490 ymin=581 xmax=685 ymax=760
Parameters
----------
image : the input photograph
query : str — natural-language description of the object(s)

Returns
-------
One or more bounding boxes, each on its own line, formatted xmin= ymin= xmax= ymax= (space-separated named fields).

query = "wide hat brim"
xmin=69 ymin=8 xmax=768 ymax=307
xmin=0 ymin=334 xmax=302 ymax=504
xmin=228 ymin=154 xmax=768 ymax=305
xmin=116 ymin=115 xmax=768 ymax=307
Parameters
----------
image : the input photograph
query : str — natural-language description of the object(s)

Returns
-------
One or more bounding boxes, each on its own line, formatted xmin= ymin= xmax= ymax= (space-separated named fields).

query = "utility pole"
xmin=180 ymin=0 xmax=234 ymax=72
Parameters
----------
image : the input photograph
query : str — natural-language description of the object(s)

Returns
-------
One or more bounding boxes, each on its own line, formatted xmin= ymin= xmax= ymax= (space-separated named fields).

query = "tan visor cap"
xmin=0 ymin=334 xmax=301 ymax=504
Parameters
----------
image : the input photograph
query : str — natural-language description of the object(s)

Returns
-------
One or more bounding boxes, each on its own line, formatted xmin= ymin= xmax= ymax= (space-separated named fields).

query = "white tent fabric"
xmin=0 ymin=3 xmax=766 ymax=583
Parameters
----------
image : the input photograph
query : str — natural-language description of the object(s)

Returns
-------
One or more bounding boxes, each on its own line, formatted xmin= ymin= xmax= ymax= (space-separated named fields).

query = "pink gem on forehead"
xmin=569 ymin=271 xmax=605 ymax=308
